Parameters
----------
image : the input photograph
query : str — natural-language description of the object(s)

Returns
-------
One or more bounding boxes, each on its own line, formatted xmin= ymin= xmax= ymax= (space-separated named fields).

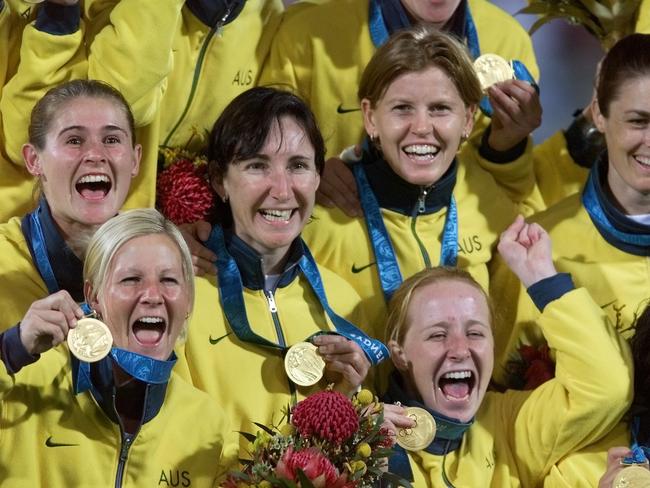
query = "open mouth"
xmin=403 ymin=144 xmax=440 ymax=161
xmin=259 ymin=209 xmax=294 ymax=223
xmin=438 ymin=370 xmax=475 ymax=401
xmin=132 ymin=316 xmax=166 ymax=346
xmin=75 ymin=174 xmax=112 ymax=200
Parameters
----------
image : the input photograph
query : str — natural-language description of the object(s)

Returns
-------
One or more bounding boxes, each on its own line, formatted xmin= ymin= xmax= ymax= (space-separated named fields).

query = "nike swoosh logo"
xmin=351 ymin=262 xmax=376 ymax=274
xmin=209 ymin=332 xmax=232 ymax=345
xmin=337 ymin=104 xmax=360 ymax=114
xmin=45 ymin=436 xmax=78 ymax=448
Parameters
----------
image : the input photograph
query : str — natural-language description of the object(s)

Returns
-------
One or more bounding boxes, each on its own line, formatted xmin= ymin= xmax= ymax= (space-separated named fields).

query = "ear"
xmin=23 ymin=144 xmax=43 ymax=177
xmin=361 ymin=98 xmax=377 ymax=139
xmin=463 ymin=104 xmax=477 ymax=139
xmin=130 ymin=143 xmax=143 ymax=177
xmin=388 ymin=339 xmax=409 ymax=372
xmin=84 ymin=280 xmax=102 ymax=316
xmin=591 ymin=97 xmax=606 ymax=134
xmin=211 ymin=170 xmax=228 ymax=202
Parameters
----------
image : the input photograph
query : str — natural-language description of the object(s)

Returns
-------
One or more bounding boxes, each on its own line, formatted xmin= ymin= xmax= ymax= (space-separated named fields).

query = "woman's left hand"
xmin=313 ymin=334 xmax=370 ymax=395
xmin=487 ymin=79 xmax=542 ymax=152
xmin=179 ymin=220 xmax=217 ymax=276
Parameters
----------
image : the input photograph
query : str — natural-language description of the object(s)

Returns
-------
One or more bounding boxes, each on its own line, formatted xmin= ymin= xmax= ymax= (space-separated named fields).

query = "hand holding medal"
xmin=67 ymin=315 xmax=113 ymax=363
xmin=395 ymin=406 xmax=437 ymax=452
xmin=284 ymin=342 xmax=326 ymax=387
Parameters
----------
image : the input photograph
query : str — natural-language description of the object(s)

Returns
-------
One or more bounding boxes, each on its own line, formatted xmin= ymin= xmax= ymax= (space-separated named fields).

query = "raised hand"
xmin=598 ymin=447 xmax=635 ymax=488
xmin=487 ymin=79 xmax=542 ymax=152
xmin=20 ymin=290 xmax=84 ymax=355
xmin=313 ymin=334 xmax=370 ymax=395
xmin=497 ymin=215 xmax=557 ymax=288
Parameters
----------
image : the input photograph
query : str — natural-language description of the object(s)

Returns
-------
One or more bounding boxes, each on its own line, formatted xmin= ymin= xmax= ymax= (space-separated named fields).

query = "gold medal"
xmin=614 ymin=465 xmax=650 ymax=488
xmin=67 ymin=317 xmax=113 ymax=362
xmin=473 ymin=53 xmax=514 ymax=92
xmin=396 ymin=406 xmax=437 ymax=451
xmin=284 ymin=342 xmax=325 ymax=387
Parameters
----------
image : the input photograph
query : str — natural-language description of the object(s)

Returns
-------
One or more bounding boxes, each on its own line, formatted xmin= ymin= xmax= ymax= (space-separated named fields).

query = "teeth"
xmin=78 ymin=174 xmax=110 ymax=184
xmin=442 ymin=371 xmax=472 ymax=380
xmin=403 ymin=144 xmax=439 ymax=155
xmin=137 ymin=316 xmax=164 ymax=324
xmin=260 ymin=209 xmax=292 ymax=221
xmin=636 ymin=155 xmax=650 ymax=166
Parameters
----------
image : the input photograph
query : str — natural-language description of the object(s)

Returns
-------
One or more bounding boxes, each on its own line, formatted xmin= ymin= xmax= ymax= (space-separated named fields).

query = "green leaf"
xmin=237 ymin=431 xmax=257 ymax=443
xmin=252 ymin=421 xmax=277 ymax=436
xmin=380 ymin=471 xmax=415 ymax=488
xmin=295 ymin=469 xmax=316 ymax=488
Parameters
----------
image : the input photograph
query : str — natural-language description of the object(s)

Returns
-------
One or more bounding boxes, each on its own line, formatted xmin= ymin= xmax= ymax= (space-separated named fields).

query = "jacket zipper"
xmin=264 ymin=289 xmax=297 ymax=400
xmin=412 ymin=186 xmax=432 ymax=268
xmin=114 ymin=433 xmax=134 ymax=488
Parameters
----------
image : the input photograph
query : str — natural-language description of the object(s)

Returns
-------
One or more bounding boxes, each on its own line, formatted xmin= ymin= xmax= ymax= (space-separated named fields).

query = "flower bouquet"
xmin=506 ymin=343 xmax=555 ymax=390
xmin=222 ymin=388 xmax=411 ymax=488
xmin=156 ymin=142 xmax=215 ymax=226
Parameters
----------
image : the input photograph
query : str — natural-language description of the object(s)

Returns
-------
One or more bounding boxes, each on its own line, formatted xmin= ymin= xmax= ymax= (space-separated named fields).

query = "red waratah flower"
xmin=291 ymin=390 xmax=359 ymax=444
xmin=276 ymin=446 xmax=351 ymax=488
xmin=156 ymin=159 xmax=215 ymax=225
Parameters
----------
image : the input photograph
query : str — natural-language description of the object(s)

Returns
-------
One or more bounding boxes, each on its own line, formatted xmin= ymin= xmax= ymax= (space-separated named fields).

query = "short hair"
xmin=207 ymin=86 xmax=325 ymax=225
xmin=83 ymin=208 xmax=195 ymax=312
xmin=358 ymin=25 xmax=482 ymax=108
xmin=597 ymin=33 xmax=650 ymax=118
xmin=385 ymin=267 xmax=494 ymax=345
xmin=29 ymin=79 xmax=136 ymax=150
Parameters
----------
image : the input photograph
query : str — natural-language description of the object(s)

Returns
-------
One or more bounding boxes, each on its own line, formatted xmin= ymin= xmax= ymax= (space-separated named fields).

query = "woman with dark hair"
xmin=178 ymin=86 xmax=387 ymax=458
xmin=493 ymin=33 xmax=650 ymax=388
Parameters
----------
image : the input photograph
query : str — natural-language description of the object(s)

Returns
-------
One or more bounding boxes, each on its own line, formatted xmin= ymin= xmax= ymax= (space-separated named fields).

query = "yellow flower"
xmin=356 ymin=442 xmax=372 ymax=458
xmin=350 ymin=460 xmax=367 ymax=476
xmin=356 ymin=389 xmax=373 ymax=406
xmin=252 ymin=431 xmax=271 ymax=451
xmin=258 ymin=481 xmax=272 ymax=488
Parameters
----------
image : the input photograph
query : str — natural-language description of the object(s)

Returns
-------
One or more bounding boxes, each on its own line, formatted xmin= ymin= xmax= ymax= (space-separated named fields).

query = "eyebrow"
xmin=59 ymin=125 xmax=129 ymax=136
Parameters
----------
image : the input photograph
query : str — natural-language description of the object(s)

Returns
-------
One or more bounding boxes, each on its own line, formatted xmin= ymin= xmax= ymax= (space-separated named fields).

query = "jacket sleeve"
xmin=84 ymin=0 xmax=185 ymax=126
xmin=507 ymin=287 xmax=633 ymax=486
xmin=0 ymin=5 xmax=87 ymax=167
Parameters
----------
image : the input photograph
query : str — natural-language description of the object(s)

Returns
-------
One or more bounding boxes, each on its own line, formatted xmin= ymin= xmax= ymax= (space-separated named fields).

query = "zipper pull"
xmin=265 ymin=290 xmax=278 ymax=313
xmin=418 ymin=188 xmax=427 ymax=214
xmin=216 ymin=5 xmax=233 ymax=37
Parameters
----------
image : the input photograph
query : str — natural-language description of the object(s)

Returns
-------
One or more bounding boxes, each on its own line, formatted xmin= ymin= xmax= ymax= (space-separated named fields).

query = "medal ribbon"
xmin=582 ymin=165 xmax=650 ymax=248
xmin=73 ymin=348 xmax=177 ymax=394
xmin=352 ymin=163 xmax=458 ymax=302
xmin=207 ymin=225 xmax=388 ymax=365
xmin=624 ymin=416 xmax=650 ymax=464
xmin=25 ymin=203 xmax=59 ymax=294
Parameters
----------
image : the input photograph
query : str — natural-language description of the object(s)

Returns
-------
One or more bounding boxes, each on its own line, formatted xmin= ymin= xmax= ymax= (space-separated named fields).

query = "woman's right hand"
xmin=20 ymin=290 xmax=83 ymax=355
xmin=382 ymin=403 xmax=416 ymax=440
xmin=497 ymin=215 xmax=557 ymax=288
xmin=598 ymin=447 xmax=634 ymax=488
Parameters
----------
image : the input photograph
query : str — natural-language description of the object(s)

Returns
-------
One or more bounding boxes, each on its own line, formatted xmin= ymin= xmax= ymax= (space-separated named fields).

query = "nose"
xmin=268 ymin=168 xmax=291 ymax=201
xmin=141 ymin=281 xmax=163 ymax=305
xmin=83 ymin=138 xmax=108 ymax=164
xmin=411 ymin=109 xmax=432 ymax=137
xmin=447 ymin=333 xmax=470 ymax=361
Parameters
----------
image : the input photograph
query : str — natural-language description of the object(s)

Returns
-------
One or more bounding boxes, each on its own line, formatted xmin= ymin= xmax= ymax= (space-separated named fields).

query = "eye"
xmin=66 ymin=136 xmax=82 ymax=145
xmin=104 ymin=135 xmax=121 ymax=144
xmin=467 ymin=330 xmax=485 ymax=339
xmin=629 ymin=118 xmax=649 ymax=128
xmin=289 ymin=160 xmax=312 ymax=172
xmin=392 ymin=104 xmax=412 ymax=113
xmin=244 ymin=160 xmax=268 ymax=172
xmin=161 ymin=276 xmax=180 ymax=285
xmin=427 ymin=332 xmax=446 ymax=341
xmin=120 ymin=276 xmax=140 ymax=284
xmin=429 ymin=104 xmax=450 ymax=114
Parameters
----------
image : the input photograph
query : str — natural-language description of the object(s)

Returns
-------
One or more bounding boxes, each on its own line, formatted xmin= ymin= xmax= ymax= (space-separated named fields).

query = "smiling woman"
xmin=0 ymin=79 xmax=141 ymax=331
xmin=379 ymin=216 xmax=632 ymax=487
xmin=0 ymin=208 xmax=231 ymax=486
xmin=177 ymin=86 xmax=388 ymax=461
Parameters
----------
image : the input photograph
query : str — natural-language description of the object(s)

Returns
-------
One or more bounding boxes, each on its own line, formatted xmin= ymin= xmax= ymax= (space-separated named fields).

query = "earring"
xmin=460 ymin=132 xmax=469 ymax=142
xmin=222 ymin=194 xmax=229 ymax=203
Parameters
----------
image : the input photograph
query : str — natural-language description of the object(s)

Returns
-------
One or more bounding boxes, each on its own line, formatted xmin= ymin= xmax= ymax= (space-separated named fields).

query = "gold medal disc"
xmin=473 ymin=53 xmax=514 ymax=92
xmin=284 ymin=342 xmax=325 ymax=387
xmin=67 ymin=317 xmax=113 ymax=362
xmin=396 ymin=406 xmax=437 ymax=451
xmin=614 ymin=465 xmax=650 ymax=488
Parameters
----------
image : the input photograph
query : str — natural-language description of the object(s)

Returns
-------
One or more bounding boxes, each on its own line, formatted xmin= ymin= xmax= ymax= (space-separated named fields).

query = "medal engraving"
xmin=284 ymin=342 xmax=325 ymax=387
xmin=473 ymin=53 xmax=514 ymax=92
xmin=396 ymin=406 xmax=437 ymax=451
xmin=614 ymin=465 xmax=650 ymax=488
xmin=67 ymin=317 xmax=113 ymax=362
